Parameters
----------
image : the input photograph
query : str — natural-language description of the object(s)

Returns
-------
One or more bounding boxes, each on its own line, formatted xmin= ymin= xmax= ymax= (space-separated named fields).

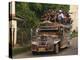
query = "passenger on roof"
xmin=58 ymin=10 xmax=65 ymax=24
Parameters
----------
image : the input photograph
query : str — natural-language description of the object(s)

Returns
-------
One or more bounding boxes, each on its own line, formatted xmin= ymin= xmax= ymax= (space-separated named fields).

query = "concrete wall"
xmin=10 ymin=20 xmax=17 ymax=46
xmin=69 ymin=5 xmax=78 ymax=31
xmin=9 ymin=1 xmax=15 ymax=16
xmin=9 ymin=1 xmax=17 ymax=46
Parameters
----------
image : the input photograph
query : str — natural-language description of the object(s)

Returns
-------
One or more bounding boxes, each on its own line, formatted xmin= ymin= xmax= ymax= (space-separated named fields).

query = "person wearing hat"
xmin=58 ymin=10 xmax=65 ymax=24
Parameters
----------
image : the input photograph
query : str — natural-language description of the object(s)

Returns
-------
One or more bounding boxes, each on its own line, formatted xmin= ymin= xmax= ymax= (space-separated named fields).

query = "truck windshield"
xmin=40 ymin=36 xmax=47 ymax=41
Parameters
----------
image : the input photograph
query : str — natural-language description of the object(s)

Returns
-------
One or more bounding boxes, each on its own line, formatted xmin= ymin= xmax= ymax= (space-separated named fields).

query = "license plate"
xmin=38 ymin=48 xmax=45 ymax=52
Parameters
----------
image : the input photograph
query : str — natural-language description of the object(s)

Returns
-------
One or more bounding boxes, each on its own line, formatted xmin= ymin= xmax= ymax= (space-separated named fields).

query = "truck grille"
xmin=39 ymin=41 xmax=47 ymax=45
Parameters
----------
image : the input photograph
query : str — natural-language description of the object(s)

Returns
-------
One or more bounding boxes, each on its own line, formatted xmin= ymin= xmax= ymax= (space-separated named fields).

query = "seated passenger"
xmin=63 ymin=12 xmax=72 ymax=25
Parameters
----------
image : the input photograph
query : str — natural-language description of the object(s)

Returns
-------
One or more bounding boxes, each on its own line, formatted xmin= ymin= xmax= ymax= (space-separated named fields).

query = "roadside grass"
xmin=12 ymin=45 xmax=31 ymax=56
xmin=71 ymin=31 xmax=78 ymax=39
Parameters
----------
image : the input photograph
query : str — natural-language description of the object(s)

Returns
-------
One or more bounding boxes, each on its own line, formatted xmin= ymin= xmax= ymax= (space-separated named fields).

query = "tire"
xmin=54 ymin=43 xmax=59 ymax=54
xmin=67 ymin=41 xmax=71 ymax=48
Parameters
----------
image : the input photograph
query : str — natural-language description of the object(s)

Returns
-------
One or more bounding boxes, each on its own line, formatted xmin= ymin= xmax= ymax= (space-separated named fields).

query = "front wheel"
xmin=67 ymin=41 xmax=71 ymax=48
xmin=54 ymin=43 xmax=59 ymax=54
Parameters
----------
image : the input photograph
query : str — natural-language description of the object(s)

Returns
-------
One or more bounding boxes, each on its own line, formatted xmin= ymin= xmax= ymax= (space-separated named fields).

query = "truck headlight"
xmin=32 ymin=41 xmax=38 ymax=45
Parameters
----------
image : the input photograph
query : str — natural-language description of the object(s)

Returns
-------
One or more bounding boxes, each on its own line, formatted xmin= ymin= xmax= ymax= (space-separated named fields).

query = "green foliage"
xmin=16 ymin=2 xmax=39 ymax=29
xmin=12 ymin=45 xmax=31 ymax=56
xmin=71 ymin=30 xmax=78 ymax=38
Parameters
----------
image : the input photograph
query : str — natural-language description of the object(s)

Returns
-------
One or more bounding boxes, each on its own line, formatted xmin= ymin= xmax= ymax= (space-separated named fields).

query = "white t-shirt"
xmin=58 ymin=13 xmax=64 ymax=20
xmin=59 ymin=13 xmax=64 ymax=18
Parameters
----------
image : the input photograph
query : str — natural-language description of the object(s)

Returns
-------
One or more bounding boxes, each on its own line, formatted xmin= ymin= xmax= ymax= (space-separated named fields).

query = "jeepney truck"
xmin=31 ymin=21 xmax=71 ymax=54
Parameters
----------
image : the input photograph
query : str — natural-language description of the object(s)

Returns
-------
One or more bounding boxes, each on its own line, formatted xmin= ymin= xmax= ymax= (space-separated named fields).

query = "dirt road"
xmin=13 ymin=37 xmax=78 ymax=59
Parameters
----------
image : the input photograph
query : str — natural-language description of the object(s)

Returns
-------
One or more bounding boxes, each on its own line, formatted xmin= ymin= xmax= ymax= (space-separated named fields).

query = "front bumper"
xmin=32 ymin=45 xmax=54 ymax=52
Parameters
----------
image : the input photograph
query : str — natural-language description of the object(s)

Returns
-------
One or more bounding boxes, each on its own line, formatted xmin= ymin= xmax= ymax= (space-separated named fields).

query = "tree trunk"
xmin=21 ymin=32 xmax=24 ymax=45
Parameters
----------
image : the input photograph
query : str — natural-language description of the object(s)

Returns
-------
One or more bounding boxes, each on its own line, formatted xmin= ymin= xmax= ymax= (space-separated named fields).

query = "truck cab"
xmin=31 ymin=21 xmax=67 ymax=54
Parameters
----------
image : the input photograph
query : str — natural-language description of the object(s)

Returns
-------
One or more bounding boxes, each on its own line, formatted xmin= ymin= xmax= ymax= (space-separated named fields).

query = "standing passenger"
xmin=58 ymin=10 xmax=65 ymax=24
